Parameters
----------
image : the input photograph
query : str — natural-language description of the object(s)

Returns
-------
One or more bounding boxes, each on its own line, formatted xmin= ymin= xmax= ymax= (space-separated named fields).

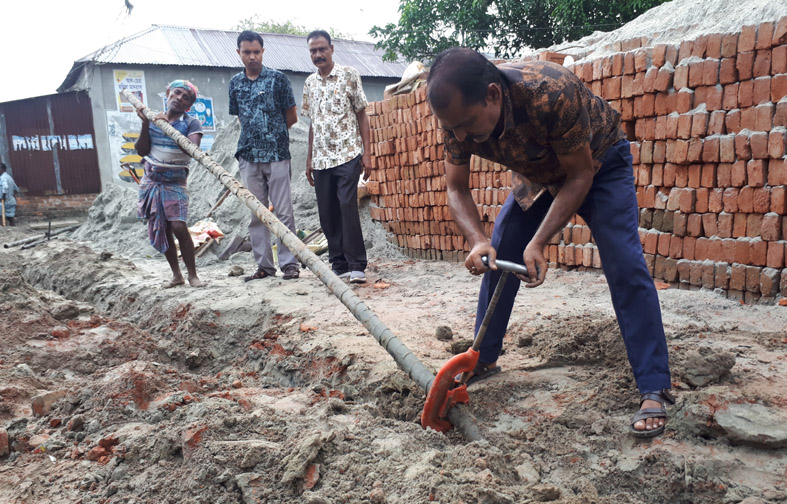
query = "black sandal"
xmin=244 ymin=268 xmax=273 ymax=282
xmin=630 ymin=389 xmax=675 ymax=438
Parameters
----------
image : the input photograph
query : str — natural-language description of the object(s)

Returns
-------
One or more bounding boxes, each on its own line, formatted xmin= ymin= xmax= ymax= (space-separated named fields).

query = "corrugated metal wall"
xmin=1 ymin=91 xmax=101 ymax=195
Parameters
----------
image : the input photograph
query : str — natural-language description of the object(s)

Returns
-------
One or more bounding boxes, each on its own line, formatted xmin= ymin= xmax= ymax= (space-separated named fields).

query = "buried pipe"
xmin=9 ymin=225 xmax=81 ymax=249
xmin=121 ymin=90 xmax=483 ymax=442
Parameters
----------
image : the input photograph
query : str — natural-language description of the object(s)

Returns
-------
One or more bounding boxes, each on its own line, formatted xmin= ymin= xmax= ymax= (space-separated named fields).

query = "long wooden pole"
xmin=122 ymin=90 xmax=482 ymax=440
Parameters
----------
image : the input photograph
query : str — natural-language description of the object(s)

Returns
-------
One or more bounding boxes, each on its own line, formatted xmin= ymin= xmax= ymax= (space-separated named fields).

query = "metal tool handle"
xmin=481 ymin=255 xmax=529 ymax=277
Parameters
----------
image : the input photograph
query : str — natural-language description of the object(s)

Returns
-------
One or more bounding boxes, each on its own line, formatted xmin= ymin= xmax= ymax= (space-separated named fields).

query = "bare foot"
xmin=632 ymin=399 xmax=666 ymax=432
xmin=188 ymin=275 xmax=205 ymax=288
xmin=164 ymin=276 xmax=186 ymax=288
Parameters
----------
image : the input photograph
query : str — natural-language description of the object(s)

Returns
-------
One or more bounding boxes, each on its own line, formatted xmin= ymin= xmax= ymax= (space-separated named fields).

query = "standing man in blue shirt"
xmin=229 ymin=30 xmax=300 ymax=281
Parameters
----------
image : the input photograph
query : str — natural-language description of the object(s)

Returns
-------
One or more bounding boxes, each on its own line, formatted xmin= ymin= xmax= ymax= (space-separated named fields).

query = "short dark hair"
xmin=237 ymin=30 xmax=264 ymax=49
xmin=427 ymin=47 xmax=502 ymax=110
xmin=307 ymin=30 xmax=331 ymax=46
xmin=0 ymin=163 xmax=6 ymax=172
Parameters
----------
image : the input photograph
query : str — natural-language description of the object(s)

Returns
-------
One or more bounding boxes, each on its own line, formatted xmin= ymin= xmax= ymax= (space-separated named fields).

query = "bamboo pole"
xmin=122 ymin=90 xmax=482 ymax=441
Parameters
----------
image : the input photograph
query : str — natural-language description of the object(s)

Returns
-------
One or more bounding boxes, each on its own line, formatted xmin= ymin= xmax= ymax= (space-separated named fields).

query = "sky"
xmin=0 ymin=0 xmax=402 ymax=103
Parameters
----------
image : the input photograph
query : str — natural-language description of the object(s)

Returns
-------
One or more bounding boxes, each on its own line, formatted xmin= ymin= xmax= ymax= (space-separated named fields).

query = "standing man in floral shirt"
xmin=302 ymin=30 xmax=371 ymax=284
xmin=230 ymin=30 xmax=300 ymax=281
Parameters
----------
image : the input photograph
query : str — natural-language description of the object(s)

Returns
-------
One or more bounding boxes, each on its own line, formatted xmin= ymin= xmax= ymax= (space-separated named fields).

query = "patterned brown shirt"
xmin=443 ymin=60 xmax=626 ymax=210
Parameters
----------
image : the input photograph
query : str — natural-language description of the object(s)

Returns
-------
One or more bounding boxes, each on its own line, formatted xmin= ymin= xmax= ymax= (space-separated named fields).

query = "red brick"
xmin=719 ymin=135 xmax=735 ymax=162
xmin=760 ymin=267 xmax=781 ymax=297
xmin=738 ymin=79 xmax=754 ymax=107
xmin=776 ymin=99 xmax=787 ymax=127
xmin=683 ymin=236 xmax=697 ymax=259
xmin=753 ymin=77 xmax=772 ymax=105
xmin=739 ymin=186 xmax=755 ymax=212
xmin=638 ymin=164 xmax=651 ymax=185
xmin=674 ymin=64 xmax=689 ymax=90
xmin=750 ymin=238 xmax=767 ymax=265
xmin=665 ymin=113 xmax=679 ymax=138
xmin=702 ymin=213 xmax=718 ymax=237
xmin=663 ymin=163 xmax=677 ymax=187
xmin=739 ymin=25 xmax=757 ymax=53
xmin=774 ymin=45 xmax=787 ymax=74
xmin=735 ymin=239 xmax=751 ymax=264
xmin=747 ymin=214 xmax=764 ymax=239
xmin=717 ymin=163 xmax=732 ymax=187
xmin=753 ymin=50 xmax=772 ymax=77
xmin=677 ymin=112 xmax=692 ymax=138
xmin=725 ymin=109 xmax=742 ymax=133
xmin=653 ymin=140 xmax=666 ymax=163
xmin=773 ymin=74 xmax=787 ymax=102
xmin=746 ymin=265 xmax=763 ymax=292
xmin=730 ymin=263 xmax=746 ymax=290
xmin=691 ymin=111 xmax=708 ymax=137
xmin=643 ymin=230 xmax=658 ymax=254
xmin=704 ymin=59 xmax=720 ymax=85
xmin=676 ymin=88 xmax=694 ymax=113
xmin=603 ymin=76 xmax=622 ymax=99
xmin=735 ymin=132 xmax=752 ymax=161
xmin=733 ymin=212 xmax=748 ymax=237
xmin=721 ymin=239 xmax=736 ymax=264
xmin=701 ymin=136 xmax=720 ymax=162
xmin=721 ymin=33 xmax=739 ymax=58
xmin=753 ymin=187 xmax=771 ymax=214
xmin=772 ymin=186 xmax=787 ymax=214
xmin=706 ymin=34 xmax=723 ymax=59
xmin=635 ymin=48 xmax=652 ymax=73
xmin=737 ymin=51 xmax=755 ymax=80
xmin=650 ymin=163 xmax=664 ymax=187
xmin=658 ymin=233 xmax=671 ymax=256
xmin=749 ymin=131 xmax=769 ymax=159
xmin=667 ymin=139 xmax=688 ymax=164
xmin=755 ymin=103 xmax=774 ymax=131
xmin=695 ymin=237 xmax=711 ymax=260
xmin=687 ymin=212 xmax=702 ymax=237
xmin=640 ymin=140 xmax=653 ymax=163
xmin=655 ymin=91 xmax=678 ymax=116
xmin=696 ymin=187 xmax=710 ymax=213
xmin=612 ymin=52 xmax=624 ymax=75
xmin=674 ymin=211 xmax=687 ymax=236
xmin=666 ymin=187 xmax=681 ymax=211
xmin=740 ymin=107 xmax=757 ymax=130
xmin=774 ymin=16 xmax=787 ymax=46
xmin=747 ymin=159 xmax=768 ymax=187
xmin=762 ymin=213 xmax=783 ymax=241
xmin=719 ymin=57 xmax=738 ymax=84
xmin=715 ymin=262 xmax=731 ymax=288
xmin=668 ymin=236 xmax=683 ymax=259
xmin=699 ymin=163 xmax=716 ymax=187
xmin=709 ymin=188 xmax=724 ymax=213
xmin=769 ymin=158 xmax=787 ymax=186
xmin=679 ymin=40 xmax=694 ymax=61
xmin=722 ymin=83 xmax=739 ymax=110
xmin=688 ymin=59 xmax=705 ymax=88
xmin=766 ymin=240 xmax=785 ymax=268
xmin=769 ymin=129 xmax=786 ymax=158
xmin=708 ymin=110 xmax=727 ymax=134
xmin=688 ymin=164 xmax=702 ymax=188
xmin=718 ymin=212 xmax=734 ymax=237
xmin=723 ymin=188 xmax=739 ymax=213
xmin=654 ymin=65 xmax=674 ymax=92
xmin=757 ymin=21 xmax=775 ymax=50
xmin=699 ymin=85 xmax=723 ymax=111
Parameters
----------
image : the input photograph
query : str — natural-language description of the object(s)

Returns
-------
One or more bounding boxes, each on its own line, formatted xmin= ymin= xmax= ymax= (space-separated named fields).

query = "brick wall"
xmin=367 ymin=17 xmax=787 ymax=302
xmin=16 ymin=194 xmax=98 ymax=220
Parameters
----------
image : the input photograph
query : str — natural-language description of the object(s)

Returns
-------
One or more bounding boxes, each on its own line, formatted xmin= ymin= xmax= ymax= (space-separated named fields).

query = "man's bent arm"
xmin=306 ymin=124 xmax=315 ymax=186
xmin=286 ymin=106 xmax=298 ymax=129
xmin=521 ymin=144 xmax=595 ymax=286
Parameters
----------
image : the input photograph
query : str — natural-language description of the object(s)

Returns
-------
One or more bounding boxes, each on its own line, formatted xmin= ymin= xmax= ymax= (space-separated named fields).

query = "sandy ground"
xmin=1 ymin=214 xmax=786 ymax=504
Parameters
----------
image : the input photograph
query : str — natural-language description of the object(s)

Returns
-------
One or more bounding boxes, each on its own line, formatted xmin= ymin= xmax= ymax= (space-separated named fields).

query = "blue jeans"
xmin=475 ymin=140 xmax=671 ymax=394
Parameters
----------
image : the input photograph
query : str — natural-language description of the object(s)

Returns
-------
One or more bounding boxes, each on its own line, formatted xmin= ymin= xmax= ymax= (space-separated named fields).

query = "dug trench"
xmin=1 ymin=228 xmax=787 ymax=504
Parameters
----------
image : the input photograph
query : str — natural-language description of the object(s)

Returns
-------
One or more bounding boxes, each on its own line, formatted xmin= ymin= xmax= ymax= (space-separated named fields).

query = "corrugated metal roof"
xmin=77 ymin=25 xmax=407 ymax=78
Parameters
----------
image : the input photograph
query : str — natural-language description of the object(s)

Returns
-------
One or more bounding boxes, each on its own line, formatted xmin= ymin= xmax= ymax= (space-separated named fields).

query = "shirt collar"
xmin=316 ymin=64 xmax=339 ymax=81
xmin=498 ymin=80 xmax=515 ymax=140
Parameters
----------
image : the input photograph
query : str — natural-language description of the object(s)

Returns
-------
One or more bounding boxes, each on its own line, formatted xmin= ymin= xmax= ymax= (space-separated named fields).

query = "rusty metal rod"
xmin=121 ymin=89 xmax=483 ymax=441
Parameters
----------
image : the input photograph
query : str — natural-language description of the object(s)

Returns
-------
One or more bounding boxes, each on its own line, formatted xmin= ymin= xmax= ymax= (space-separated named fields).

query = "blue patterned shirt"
xmin=229 ymin=67 xmax=296 ymax=163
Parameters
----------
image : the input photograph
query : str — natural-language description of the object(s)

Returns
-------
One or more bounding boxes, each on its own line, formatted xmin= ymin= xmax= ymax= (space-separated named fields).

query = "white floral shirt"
xmin=302 ymin=65 xmax=368 ymax=170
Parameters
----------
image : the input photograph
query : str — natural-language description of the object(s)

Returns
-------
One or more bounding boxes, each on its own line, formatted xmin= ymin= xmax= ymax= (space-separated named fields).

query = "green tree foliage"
xmin=370 ymin=0 xmax=670 ymax=61
xmin=234 ymin=16 xmax=348 ymax=39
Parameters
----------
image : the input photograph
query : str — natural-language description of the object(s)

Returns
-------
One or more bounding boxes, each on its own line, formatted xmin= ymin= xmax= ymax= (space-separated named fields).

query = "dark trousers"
xmin=313 ymin=155 xmax=367 ymax=273
xmin=475 ymin=140 xmax=671 ymax=394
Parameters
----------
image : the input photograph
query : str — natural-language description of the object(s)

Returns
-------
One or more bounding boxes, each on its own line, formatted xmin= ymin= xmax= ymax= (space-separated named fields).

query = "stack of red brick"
xmin=367 ymin=17 xmax=787 ymax=302
xmin=367 ymin=87 xmax=515 ymax=262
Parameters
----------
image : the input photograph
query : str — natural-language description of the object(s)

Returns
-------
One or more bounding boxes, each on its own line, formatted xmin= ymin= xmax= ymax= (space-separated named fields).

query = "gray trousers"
xmin=238 ymin=158 xmax=297 ymax=274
